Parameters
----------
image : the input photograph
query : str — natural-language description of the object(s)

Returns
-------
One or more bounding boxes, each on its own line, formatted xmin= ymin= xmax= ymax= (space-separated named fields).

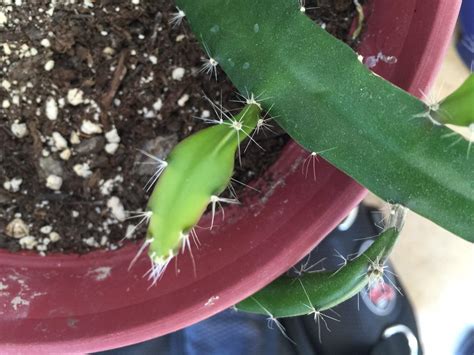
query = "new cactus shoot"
xmin=142 ymin=103 xmax=261 ymax=283
xmin=436 ymin=74 xmax=474 ymax=127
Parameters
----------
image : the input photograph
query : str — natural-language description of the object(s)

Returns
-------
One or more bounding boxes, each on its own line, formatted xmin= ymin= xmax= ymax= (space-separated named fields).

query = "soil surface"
xmin=0 ymin=0 xmax=363 ymax=254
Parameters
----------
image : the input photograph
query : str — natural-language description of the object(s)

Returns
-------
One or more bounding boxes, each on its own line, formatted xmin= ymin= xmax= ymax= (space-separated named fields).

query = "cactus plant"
xmin=236 ymin=205 xmax=406 ymax=318
xmin=436 ymin=74 xmax=474 ymax=127
xmin=136 ymin=102 xmax=262 ymax=283
xmin=134 ymin=0 xmax=473 ymax=324
xmin=173 ymin=0 xmax=473 ymax=242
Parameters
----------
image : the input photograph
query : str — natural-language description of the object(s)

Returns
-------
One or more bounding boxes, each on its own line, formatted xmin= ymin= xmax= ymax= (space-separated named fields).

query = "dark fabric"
xmin=371 ymin=333 xmax=415 ymax=355
xmin=457 ymin=0 xmax=474 ymax=70
xmin=456 ymin=329 xmax=474 ymax=355
xmin=95 ymin=310 xmax=293 ymax=355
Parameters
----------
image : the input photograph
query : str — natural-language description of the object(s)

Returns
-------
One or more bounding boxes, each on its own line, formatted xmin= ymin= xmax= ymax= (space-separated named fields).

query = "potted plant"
xmin=0 ymin=0 xmax=469 ymax=353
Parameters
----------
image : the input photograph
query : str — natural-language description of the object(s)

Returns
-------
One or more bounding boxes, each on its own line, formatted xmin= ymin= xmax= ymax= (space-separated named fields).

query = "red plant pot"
xmin=0 ymin=0 xmax=460 ymax=353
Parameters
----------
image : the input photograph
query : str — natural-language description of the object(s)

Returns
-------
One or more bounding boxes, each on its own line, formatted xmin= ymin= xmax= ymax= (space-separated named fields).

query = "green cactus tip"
xmin=129 ymin=99 xmax=262 ymax=284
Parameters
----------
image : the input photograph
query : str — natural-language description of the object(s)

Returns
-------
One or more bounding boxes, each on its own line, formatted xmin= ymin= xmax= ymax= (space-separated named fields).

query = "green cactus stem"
xmin=175 ymin=0 xmax=474 ymax=242
xmin=140 ymin=103 xmax=261 ymax=283
xmin=236 ymin=205 xmax=405 ymax=317
xmin=436 ymin=74 xmax=474 ymax=127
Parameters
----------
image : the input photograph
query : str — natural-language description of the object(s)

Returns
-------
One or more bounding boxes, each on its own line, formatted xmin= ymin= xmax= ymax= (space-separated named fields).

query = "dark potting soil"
xmin=0 ymin=0 xmax=364 ymax=254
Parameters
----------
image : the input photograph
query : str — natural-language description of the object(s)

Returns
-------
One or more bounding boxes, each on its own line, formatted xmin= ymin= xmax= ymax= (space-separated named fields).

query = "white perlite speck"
xmin=149 ymin=55 xmax=158 ymax=65
xmin=0 ymin=12 xmax=8 ymax=27
xmin=45 ymin=97 xmax=59 ymax=120
xmin=70 ymin=131 xmax=81 ymax=144
xmin=46 ymin=175 xmax=63 ymax=191
xmin=10 ymin=121 xmax=29 ymax=138
xmin=102 ymin=47 xmax=115 ymax=57
xmin=81 ymin=120 xmax=103 ymax=134
xmin=172 ymin=67 xmax=185 ymax=81
xmin=59 ymin=148 xmax=72 ymax=160
xmin=67 ymin=88 xmax=84 ymax=106
xmin=52 ymin=132 xmax=68 ymax=150
xmin=36 ymin=244 xmax=48 ymax=252
xmin=19 ymin=236 xmax=38 ymax=250
xmin=40 ymin=225 xmax=53 ymax=234
xmin=99 ymin=175 xmax=123 ymax=195
xmin=3 ymin=177 xmax=23 ymax=192
xmin=105 ymin=143 xmax=119 ymax=155
xmin=2 ymin=43 xmax=11 ymax=55
xmin=177 ymin=94 xmax=189 ymax=107
xmin=100 ymin=179 xmax=115 ymax=195
xmin=105 ymin=127 xmax=121 ymax=143
xmin=6 ymin=218 xmax=29 ymax=239
xmin=73 ymin=163 xmax=93 ymax=178
xmin=40 ymin=38 xmax=51 ymax=47
xmin=107 ymin=196 xmax=126 ymax=222
xmin=49 ymin=232 xmax=61 ymax=242
xmin=152 ymin=98 xmax=163 ymax=111
xmin=44 ymin=60 xmax=55 ymax=71
xmin=1 ymin=79 xmax=11 ymax=91
xmin=83 ymin=237 xmax=98 ymax=247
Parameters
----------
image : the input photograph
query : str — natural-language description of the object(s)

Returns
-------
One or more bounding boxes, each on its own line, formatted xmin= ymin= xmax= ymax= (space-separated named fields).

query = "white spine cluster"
xmin=169 ymin=7 xmax=186 ymax=28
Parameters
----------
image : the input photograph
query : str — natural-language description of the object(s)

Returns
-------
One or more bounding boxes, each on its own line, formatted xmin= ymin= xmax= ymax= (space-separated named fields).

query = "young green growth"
xmin=435 ymin=74 xmax=474 ymax=127
xmin=236 ymin=205 xmax=406 ymax=317
xmin=143 ymin=103 xmax=261 ymax=284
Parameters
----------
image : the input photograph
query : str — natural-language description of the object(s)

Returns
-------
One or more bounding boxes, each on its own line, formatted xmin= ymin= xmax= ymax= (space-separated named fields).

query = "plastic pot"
xmin=0 ymin=0 xmax=460 ymax=353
